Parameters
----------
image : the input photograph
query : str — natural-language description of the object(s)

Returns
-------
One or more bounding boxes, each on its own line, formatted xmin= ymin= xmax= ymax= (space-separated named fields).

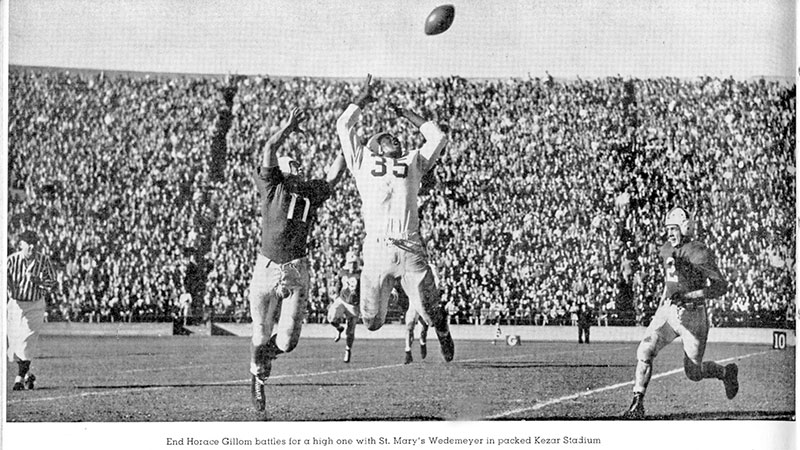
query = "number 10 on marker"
xmin=772 ymin=331 xmax=787 ymax=350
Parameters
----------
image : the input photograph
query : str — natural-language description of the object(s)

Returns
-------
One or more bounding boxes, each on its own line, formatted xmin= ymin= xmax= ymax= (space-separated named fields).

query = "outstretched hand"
xmin=288 ymin=107 xmax=307 ymax=134
xmin=355 ymin=74 xmax=377 ymax=107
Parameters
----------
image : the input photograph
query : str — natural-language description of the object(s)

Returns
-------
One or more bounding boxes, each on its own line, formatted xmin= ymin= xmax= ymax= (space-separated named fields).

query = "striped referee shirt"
xmin=7 ymin=251 xmax=56 ymax=302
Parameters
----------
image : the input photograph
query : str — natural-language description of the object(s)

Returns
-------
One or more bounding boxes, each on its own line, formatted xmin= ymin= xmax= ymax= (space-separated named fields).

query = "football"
xmin=424 ymin=4 xmax=455 ymax=36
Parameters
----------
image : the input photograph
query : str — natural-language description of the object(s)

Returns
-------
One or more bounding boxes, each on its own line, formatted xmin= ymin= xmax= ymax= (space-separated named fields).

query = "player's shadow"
xmin=460 ymin=361 xmax=629 ymax=369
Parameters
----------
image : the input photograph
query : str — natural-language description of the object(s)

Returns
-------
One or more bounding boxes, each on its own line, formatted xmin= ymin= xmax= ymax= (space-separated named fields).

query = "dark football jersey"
xmin=338 ymin=269 xmax=361 ymax=306
xmin=255 ymin=166 xmax=332 ymax=264
xmin=661 ymin=240 xmax=727 ymax=300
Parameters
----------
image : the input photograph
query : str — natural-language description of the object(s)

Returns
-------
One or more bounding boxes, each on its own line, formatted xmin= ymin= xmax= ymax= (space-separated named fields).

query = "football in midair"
xmin=424 ymin=4 xmax=455 ymax=36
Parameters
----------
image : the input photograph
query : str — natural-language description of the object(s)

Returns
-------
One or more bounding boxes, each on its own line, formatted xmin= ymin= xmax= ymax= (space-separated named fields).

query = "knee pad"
xmin=362 ymin=315 xmax=384 ymax=331
xmin=274 ymin=330 xmax=300 ymax=354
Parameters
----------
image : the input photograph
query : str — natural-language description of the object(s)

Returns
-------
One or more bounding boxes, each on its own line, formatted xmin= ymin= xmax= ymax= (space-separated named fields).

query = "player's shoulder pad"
xmin=684 ymin=241 xmax=712 ymax=264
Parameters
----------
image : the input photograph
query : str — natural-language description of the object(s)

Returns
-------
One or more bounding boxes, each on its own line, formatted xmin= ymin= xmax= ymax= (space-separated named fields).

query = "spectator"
xmin=6 ymin=69 xmax=794 ymax=329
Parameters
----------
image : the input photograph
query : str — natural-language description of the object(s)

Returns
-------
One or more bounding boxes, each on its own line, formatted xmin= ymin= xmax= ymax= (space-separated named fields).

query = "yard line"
xmin=484 ymin=349 xmax=773 ymax=420
xmin=219 ymin=345 xmax=630 ymax=385
xmin=9 ymin=343 xmax=626 ymax=405
xmin=6 ymin=362 xmax=407 ymax=404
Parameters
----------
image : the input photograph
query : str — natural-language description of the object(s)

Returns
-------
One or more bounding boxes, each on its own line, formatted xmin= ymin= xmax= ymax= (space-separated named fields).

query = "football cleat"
xmin=12 ymin=381 xmax=24 ymax=391
xmin=24 ymin=374 xmax=36 ymax=390
xmin=723 ymin=363 xmax=739 ymax=400
xmin=622 ymin=393 xmax=645 ymax=419
xmin=404 ymin=351 xmax=413 ymax=365
xmin=334 ymin=326 xmax=344 ymax=343
xmin=420 ymin=344 xmax=427 ymax=360
xmin=251 ymin=375 xmax=266 ymax=412
xmin=437 ymin=331 xmax=455 ymax=362
xmin=343 ymin=349 xmax=351 ymax=363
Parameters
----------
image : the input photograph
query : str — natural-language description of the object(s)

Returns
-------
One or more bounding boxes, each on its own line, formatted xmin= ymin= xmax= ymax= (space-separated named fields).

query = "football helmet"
xmin=278 ymin=156 xmax=299 ymax=175
xmin=367 ymin=132 xmax=402 ymax=158
xmin=664 ymin=207 xmax=695 ymax=237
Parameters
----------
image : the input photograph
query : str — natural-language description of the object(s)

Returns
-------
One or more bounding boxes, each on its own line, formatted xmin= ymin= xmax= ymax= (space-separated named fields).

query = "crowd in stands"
xmin=8 ymin=68 xmax=795 ymax=329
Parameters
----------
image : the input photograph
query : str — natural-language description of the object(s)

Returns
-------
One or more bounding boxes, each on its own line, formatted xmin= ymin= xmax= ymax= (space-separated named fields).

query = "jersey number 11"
xmin=287 ymin=194 xmax=311 ymax=222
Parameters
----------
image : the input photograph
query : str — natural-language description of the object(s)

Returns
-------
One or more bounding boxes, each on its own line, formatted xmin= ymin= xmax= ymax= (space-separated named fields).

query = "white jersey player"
xmin=336 ymin=74 xmax=454 ymax=362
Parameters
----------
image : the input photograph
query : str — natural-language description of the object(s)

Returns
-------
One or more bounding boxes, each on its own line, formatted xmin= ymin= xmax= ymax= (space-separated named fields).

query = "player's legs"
xmin=401 ymin=259 xmax=453 ymax=362
xmin=633 ymin=305 xmax=678 ymax=395
xmin=360 ymin=238 xmax=402 ymax=330
xmin=248 ymin=256 xmax=283 ymax=379
xmin=327 ymin=300 xmax=343 ymax=326
xmin=360 ymin=271 xmax=395 ymax=331
xmin=419 ymin=317 xmax=429 ymax=359
xmin=328 ymin=299 xmax=346 ymax=341
xmin=7 ymin=299 xmax=44 ymax=390
xmin=675 ymin=306 xmax=727 ymax=382
xmin=623 ymin=305 xmax=678 ymax=418
xmin=272 ymin=259 xmax=310 ymax=354
xmin=345 ymin=315 xmax=357 ymax=349
xmin=404 ymin=308 xmax=417 ymax=363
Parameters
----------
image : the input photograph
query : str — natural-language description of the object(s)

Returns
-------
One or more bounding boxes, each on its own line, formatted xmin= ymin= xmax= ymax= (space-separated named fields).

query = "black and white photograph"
xmin=2 ymin=1 xmax=796 ymax=449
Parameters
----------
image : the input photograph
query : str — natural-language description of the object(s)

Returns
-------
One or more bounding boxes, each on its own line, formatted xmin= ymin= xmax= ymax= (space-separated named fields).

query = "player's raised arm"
xmin=325 ymin=152 xmax=347 ymax=188
xmin=261 ymin=107 xmax=306 ymax=168
xmin=391 ymin=104 xmax=447 ymax=172
xmin=337 ymin=74 xmax=376 ymax=169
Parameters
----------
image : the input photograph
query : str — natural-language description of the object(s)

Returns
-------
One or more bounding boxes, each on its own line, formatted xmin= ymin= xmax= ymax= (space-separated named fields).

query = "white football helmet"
xmin=278 ymin=156 xmax=299 ymax=175
xmin=366 ymin=131 xmax=401 ymax=157
xmin=664 ymin=207 xmax=695 ymax=237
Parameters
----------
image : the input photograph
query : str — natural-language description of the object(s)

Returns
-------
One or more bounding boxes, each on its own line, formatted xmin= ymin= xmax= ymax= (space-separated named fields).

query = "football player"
xmin=336 ymin=74 xmax=454 ymax=362
xmin=327 ymin=250 xmax=361 ymax=363
xmin=623 ymin=207 xmax=738 ymax=419
xmin=248 ymin=106 xmax=345 ymax=412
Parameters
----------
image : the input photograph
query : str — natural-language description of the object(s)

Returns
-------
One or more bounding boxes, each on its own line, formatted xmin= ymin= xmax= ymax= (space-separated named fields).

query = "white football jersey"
xmin=337 ymin=104 xmax=447 ymax=237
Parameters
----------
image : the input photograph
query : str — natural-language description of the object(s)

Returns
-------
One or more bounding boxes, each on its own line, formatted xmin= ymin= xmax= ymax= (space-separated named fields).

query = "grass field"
xmin=5 ymin=335 xmax=795 ymax=422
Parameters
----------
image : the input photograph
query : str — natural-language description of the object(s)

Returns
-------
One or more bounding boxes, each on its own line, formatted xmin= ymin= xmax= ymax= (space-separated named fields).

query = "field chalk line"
xmin=8 ymin=345 xmax=623 ymax=405
xmin=483 ymin=349 xmax=773 ymax=420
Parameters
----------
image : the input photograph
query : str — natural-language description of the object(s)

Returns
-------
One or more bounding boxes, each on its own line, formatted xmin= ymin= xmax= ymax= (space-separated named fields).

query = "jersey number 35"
xmin=371 ymin=157 xmax=408 ymax=178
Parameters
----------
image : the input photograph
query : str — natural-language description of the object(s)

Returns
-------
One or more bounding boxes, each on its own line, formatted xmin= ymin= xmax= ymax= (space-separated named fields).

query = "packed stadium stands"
xmin=7 ymin=68 xmax=796 ymax=329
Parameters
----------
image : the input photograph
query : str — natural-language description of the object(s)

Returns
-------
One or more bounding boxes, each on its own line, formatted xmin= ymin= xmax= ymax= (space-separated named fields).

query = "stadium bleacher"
xmin=7 ymin=68 xmax=796 ymax=329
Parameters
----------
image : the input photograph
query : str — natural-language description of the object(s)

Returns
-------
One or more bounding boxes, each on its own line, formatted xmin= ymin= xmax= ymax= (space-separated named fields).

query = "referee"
xmin=7 ymin=230 xmax=56 ymax=390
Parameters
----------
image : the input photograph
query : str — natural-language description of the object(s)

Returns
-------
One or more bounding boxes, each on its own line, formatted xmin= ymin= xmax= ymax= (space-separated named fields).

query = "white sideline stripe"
xmin=7 ymin=345 xmax=629 ymax=405
xmin=484 ymin=349 xmax=772 ymax=420
xmin=6 ymin=362 xmax=406 ymax=404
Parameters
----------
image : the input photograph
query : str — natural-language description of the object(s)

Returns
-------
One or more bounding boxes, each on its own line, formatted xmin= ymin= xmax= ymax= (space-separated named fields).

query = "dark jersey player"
xmin=249 ymin=107 xmax=345 ymax=413
xmin=623 ymin=207 xmax=738 ymax=419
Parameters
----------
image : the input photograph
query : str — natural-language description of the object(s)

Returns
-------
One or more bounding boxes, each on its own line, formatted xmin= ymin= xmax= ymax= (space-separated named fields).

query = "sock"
xmin=18 ymin=360 xmax=31 ymax=378
xmin=701 ymin=361 xmax=725 ymax=379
